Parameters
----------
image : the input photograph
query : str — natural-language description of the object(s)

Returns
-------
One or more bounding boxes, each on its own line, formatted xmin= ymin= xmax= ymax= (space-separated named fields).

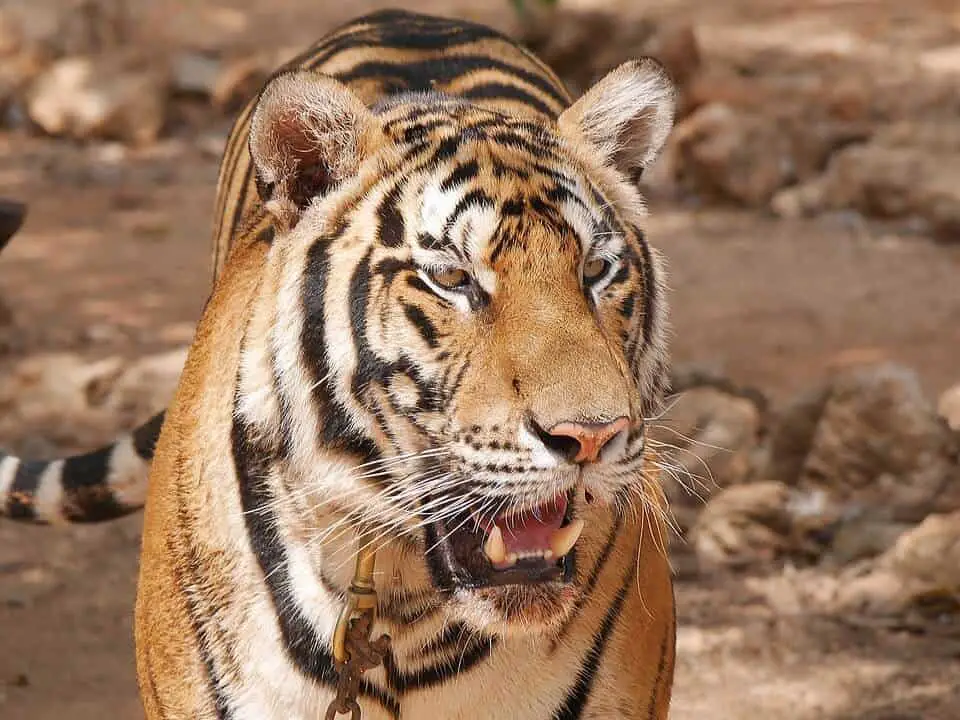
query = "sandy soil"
xmin=1 ymin=1 xmax=959 ymax=718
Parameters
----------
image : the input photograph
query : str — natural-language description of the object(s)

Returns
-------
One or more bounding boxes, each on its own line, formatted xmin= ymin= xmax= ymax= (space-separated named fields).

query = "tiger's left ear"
xmin=557 ymin=59 xmax=676 ymax=184
xmin=249 ymin=70 xmax=384 ymax=231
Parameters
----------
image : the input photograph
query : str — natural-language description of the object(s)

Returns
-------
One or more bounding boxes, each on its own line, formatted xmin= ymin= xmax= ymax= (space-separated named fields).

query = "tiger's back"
xmin=134 ymin=9 xmax=677 ymax=719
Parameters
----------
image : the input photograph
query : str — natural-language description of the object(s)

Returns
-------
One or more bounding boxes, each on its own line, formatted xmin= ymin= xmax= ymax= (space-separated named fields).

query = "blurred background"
xmin=0 ymin=0 xmax=959 ymax=718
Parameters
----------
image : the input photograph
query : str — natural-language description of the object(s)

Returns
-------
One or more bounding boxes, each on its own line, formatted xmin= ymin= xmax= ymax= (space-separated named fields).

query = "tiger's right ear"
xmin=248 ymin=71 xmax=382 ymax=231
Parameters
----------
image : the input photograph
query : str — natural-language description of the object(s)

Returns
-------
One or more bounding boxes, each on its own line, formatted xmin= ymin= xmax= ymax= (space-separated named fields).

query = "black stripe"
xmin=347 ymin=251 xmax=432 ymax=448
xmin=440 ymin=160 xmax=480 ymax=192
xmin=378 ymin=182 xmax=406 ymax=248
xmin=374 ymin=256 xmax=415 ymax=283
xmin=634 ymin=227 xmax=657 ymax=351
xmin=348 ymin=248 xmax=390 ymax=395
xmin=228 ymin=167 xmax=253 ymax=249
xmin=166 ymin=479 xmax=234 ymax=720
xmin=301 ymin=230 xmax=379 ymax=457
xmin=418 ymin=621 xmax=472 ymax=656
xmin=440 ymin=350 xmax=472 ymax=405
xmin=416 ymin=231 xmax=461 ymax=257
xmin=443 ymin=189 xmax=494 ymax=246
xmin=553 ymin=540 xmax=639 ymax=719
xmin=554 ymin=513 xmax=624 ymax=646
xmin=461 ymin=82 xmax=558 ymax=117
xmin=382 ymin=630 xmax=495 ymax=694
xmin=335 ymin=56 xmax=568 ymax=108
xmin=304 ymin=10 xmax=506 ymax=70
xmin=402 ymin=303 xmax=440 ymax=348
xmin=212 ymin=105 xmax=253 ymax=242
xmin=232 ymin=411 xmax=399 ymax=718
xmin=620 ymin=291 xmax=636 ymax=321
xmin=398 ymin=118 xmax=447 ymax=143
xmin=492 ymin=130 xmax=558 ymax=159
xmin=647 ymin=599 xmax=676 ymax=719
xmin=5 ymin=459 xmax=41 ymax=519
xmin=607 ymin=259 xmax=631 ymax=288
xmin=133 ymin=411 xmax=166 ymax=460
xmin=380 ymin=596 xmax=441 ymax=626
xmin=432 ymin=135 xmax=462 ymax=163
xmin=60 ymin=447 xmax=122 ymax=521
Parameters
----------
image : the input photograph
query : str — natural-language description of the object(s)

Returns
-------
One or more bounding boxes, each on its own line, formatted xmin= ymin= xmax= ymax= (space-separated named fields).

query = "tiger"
xmin=3 ymin=9 xmax=679 ymax=719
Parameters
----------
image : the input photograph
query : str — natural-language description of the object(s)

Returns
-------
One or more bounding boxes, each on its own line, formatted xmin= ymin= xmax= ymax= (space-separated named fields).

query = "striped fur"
xmin=1 ymin=412 xmax=163 ymax=522
xmin=12 ymin=9 xmax=680 ymax=718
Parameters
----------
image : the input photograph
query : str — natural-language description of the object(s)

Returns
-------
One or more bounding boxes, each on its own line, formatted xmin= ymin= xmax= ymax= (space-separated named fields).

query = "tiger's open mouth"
xmin=425 ymin=491 xmax=580 ymax=589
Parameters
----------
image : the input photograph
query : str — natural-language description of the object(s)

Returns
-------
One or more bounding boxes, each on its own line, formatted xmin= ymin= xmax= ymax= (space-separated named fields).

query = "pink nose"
xmin=541 ymin=417 xmax=629 ymax=464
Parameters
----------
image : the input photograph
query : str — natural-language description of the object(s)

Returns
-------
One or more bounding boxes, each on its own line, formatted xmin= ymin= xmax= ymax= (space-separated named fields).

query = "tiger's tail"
xmin=0 ymin=199 xmax=164 ymax=523
xmin=0 ymin=411 xmax=164 ymax=523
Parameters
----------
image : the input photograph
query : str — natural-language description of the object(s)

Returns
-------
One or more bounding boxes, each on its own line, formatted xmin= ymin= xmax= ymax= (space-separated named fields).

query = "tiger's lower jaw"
xmin=421 ymin=491 xmax=583 ymax=629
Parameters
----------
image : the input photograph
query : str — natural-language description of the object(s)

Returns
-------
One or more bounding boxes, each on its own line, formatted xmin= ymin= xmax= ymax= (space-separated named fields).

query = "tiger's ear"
xmin=249 ymin=71 xmax=382 ymax=230
xmin=557 ymin=59 xmax=676 ymax=184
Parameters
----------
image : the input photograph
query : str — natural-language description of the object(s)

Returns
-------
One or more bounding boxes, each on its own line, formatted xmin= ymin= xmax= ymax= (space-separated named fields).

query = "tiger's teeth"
xmin=483 ymin=525 xmax=507 ymax=564
xmin=549 ymin=519 xmax=585 ymax=558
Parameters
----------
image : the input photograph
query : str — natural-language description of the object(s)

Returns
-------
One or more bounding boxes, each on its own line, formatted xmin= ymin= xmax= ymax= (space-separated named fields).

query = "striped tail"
xmin=0 ymin=412 xmax=164 ymax=523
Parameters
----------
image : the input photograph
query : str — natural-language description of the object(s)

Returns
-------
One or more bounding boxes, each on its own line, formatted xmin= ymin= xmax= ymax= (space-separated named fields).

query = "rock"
xmin=211 ymin=57 xmax=268 ymax=112
xmin=638 ymin=22 xmax=701 ymax=89
xmin=171 ymin=51 xmax=221 ymax=98
xmin=0 ymin=10 xmax=53 ymax=127
xmin=517 ymin=8 xmax=701 ymax=99
xmin=650 ymin=381 xmax=764 ymax=504
xmin=824 ymin=511 xmax=912 ymax=567
xmin=690 ymin=481 xmax=814 ymax=570
xmin=166 ymin=51 xmax=265 ymax=112
xmin=0 ymin=348 xmax=185 ymax=451
xmin=818 ymin=566 xmax=909 ymax=617
xmin=0 ymin=10 xmax=24 ymax=58
xmin=670 ymin=103 xmax=790 ymax=206
xmin=26 ymin=55 xmax=168 ymax=145
xmin=769 ymin=180 xmax=827 ymax=219
xmin=103 ymin=348 xmax=186 ymax=425
xmin=885 ymin=511 xmax=960 ymax=591
xmin=669 ymin=100 xmax=871 ymax=208
xmin=790 ymin=124 xmax=960 ymax=241
xmin=799 ymin=363 xmax=960 ymax=520
xmin=762 ymin=385 xmax=831 ymax=486
xmin=830 ymin=511 xmax=960 ymax=617
xmin=937 ymin=384 xmax=960 ymax=432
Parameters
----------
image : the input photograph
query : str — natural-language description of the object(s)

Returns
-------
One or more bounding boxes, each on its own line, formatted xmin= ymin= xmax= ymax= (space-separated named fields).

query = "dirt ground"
xmin=1 ymin=1 xmax=959 ymax=718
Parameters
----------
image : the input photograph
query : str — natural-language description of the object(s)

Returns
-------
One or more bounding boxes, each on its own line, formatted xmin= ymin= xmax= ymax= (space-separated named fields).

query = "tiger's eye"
xmin=583 ymin=257 xmax=610 ymax=282
xmin=429 ymin=267 xmax=470 ymax=290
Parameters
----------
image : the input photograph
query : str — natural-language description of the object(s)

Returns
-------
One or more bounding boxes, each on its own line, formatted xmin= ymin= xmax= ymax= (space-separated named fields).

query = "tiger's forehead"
xmin=382 ymin=111 xmax=626 ymax=266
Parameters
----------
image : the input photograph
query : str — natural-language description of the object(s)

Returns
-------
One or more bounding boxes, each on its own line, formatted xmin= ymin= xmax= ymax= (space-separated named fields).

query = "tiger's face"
xmin=247 ymin=62 xmax=675 ymax=634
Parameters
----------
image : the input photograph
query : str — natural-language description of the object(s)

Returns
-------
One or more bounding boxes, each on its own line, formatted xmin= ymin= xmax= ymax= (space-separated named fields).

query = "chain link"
xmin=325 ymin=536 xmax=390 ymax=720
xmin=325 ymin=611 xmax=391 ymax=719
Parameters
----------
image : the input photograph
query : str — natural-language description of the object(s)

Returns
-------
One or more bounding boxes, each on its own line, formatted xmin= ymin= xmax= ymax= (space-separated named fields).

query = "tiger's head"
xmin=241 ymin=61 xmax=675 ymax=635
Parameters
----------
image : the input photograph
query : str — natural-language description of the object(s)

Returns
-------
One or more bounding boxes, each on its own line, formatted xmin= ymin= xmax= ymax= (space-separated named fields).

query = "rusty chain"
xmin=325 ymin=534 xmax=391 ymax=720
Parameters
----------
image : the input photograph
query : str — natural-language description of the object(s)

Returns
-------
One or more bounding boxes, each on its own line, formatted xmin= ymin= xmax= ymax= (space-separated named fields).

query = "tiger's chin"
xmin=451 ymin=582 xmax=582 ymax=637
xmin=423 ymin=490 xmax=585 ymax=635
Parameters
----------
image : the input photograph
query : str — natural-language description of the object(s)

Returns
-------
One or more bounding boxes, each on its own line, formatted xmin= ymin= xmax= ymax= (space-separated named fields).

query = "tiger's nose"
xmin=532 ymin=417 xmax=630 ymax=464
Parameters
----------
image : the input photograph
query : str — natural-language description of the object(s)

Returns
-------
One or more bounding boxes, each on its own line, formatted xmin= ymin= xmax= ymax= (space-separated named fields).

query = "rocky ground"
xmin=1 ymin=0 xmax=959 ymax=718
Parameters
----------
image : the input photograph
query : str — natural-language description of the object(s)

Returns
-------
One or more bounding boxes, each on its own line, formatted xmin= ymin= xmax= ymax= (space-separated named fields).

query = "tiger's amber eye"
xmin=583 ymin=257 xmax=610 ymax=282
xmin=429 ymin=267 xmax=470 ymax=290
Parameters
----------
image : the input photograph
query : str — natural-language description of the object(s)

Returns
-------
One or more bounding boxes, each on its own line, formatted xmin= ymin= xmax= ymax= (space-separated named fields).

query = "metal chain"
xmin=325 ymin=535 xmax=391 ymax=720
xmin=325 ymin=612 xmax=391 ymax=719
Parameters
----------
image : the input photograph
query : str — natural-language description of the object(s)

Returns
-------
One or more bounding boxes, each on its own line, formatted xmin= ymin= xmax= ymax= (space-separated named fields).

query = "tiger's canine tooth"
xmin=483 ymin=525 xmax=507 ymax=564
xmin=549 ymin=519 xmax=584 ymax=558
